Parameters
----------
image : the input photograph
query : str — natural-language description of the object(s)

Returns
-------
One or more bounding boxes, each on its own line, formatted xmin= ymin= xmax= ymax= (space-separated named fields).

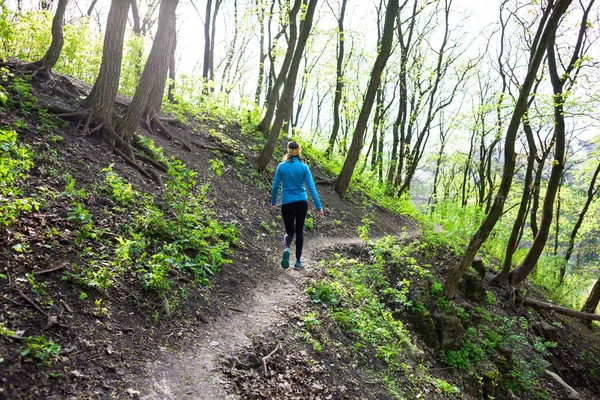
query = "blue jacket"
xmin=271 ymin=157 xmax=322 ymax=210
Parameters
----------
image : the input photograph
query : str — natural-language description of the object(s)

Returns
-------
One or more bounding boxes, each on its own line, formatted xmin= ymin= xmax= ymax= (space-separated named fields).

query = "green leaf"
xmin=0 ymin=91 xmax=7 ymax=105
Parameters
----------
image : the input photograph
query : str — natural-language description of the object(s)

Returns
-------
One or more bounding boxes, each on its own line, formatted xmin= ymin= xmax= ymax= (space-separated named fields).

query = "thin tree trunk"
xmin=581 ymin=277 xmax=600 ymax=316
xmin=510 ymin=0 xmax=594 ymax=287
xmin=130 ymin=0 xmax=141 ymax=33
xmin=167 ymin=27 xmax=177 ymax=103
xmin=553 ymin=175 xmax=563 ymax=256
xmin=202 ymin=0 xmax=213 ymax=93
xmin=256 ymin=0 xmax=317 ymax=170
xmin=561 ymin=161 xmax=600 ymax=283
xmin=490 ymin=113 xmax=536 ymax=287
xmin=335 ymin=0 xmax=398 ymax=196
xmin=257 ymin=0 xmax=301 ymax=133
xmin=325 ymin=0 xmax=348 ymax=157
xmin=254 ymin=0 xmax=267 ymax=104
xmin=443 ymin=0 xmax=572 ymax=299
xmin=208 ymin=0 xmax=222 ymax=85
xmin=27 ymin=0 xmax=68 ymax=78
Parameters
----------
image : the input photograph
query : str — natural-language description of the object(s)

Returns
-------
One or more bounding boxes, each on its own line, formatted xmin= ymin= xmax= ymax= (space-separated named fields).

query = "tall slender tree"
xmin=509 ymin=0 xmax=594 ymax=287
xmin=325 ymin=0 xmax=348 ymax=157
xmin=256 ymin=0 xmax=318 ymax=171
xmin=257 ymin=0 xmax=302 ymax=132
xmin=25 ymin=0 xmax=67 ymax=79
xmin=334 ymin=0 xmax=399 ymax=197
xmin=560 ymin=161 xmax=600 ymax=283
xmin=443 ymin=0 xmax=573 ymax=299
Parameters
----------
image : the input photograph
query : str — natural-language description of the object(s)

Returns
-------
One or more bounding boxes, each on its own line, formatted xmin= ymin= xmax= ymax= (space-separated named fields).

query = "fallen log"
xmin=516 ymin=295 xmax=600 ymax=321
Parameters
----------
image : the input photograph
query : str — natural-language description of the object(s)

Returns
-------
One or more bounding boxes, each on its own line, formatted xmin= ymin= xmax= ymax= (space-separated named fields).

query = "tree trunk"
xmin=130 ymin=0 xmax=141 ymax=34
xmin=257 ymin=0 xmax=301 ymax=132
xmin=325 ymin=0 xmax=348 ymax=157
xmin=510 ymin=0 xmax=593 ymax=286
xmin=509 ymin=41 xmax=571 ymax=286
xmin=490 ymin=113 xmax=536 ymax=287
xmin=167 ymin=26 xmax=177 ymax=103
xmin=220 ymin=0 xmax=239 ymax=94
xmin=254 ymin=0 xmax=267 ymax=104
xmin=27 ymin=0 xmax=67 ymax=78
xmin=257 ymin=0 xmax=317 ymax=171
xmin=581 ymin=277 xmax=600 ymax=316
xmin=202 ymin=0 xmax=213 ymax=93
xmin=386 ymin=0 xmax=415 ymax=189
xmin=118 ymin=0 xmax=179 ymax=140
xmin=561 ymin=161 xmax=600 ymax=283
xmin=84 ymin=0 xmax=131 ymax=123
xmin=530 ymin=144 xmax=554 ymax=238
xmin=208 ymin=0 xmax=222 ymax=85
xmin=334 ymin=0 xmax=399 ymax=197
xmin=443 ymin=0 xmax=573 ymax=299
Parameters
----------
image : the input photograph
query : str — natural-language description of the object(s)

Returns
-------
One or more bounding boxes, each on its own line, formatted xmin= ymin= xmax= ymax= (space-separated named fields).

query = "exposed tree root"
xmin=40 ymin=103 xmax=167 ymax=186
xmin=147 ymin=113 xmax=192 ymax=152
xmin=191 ymin=140 xmax=236 ymax=155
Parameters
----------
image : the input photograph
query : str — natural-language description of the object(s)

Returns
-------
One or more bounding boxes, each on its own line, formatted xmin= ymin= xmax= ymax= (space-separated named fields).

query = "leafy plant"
xmin=21 ymin=335 xmax=60 ymax=366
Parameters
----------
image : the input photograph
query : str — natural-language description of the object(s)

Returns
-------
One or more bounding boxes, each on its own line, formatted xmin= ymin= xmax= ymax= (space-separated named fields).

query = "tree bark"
xmin=27 ymin=0 xmax=67 ymax=78
xmin=581 ymin=277 xmax=600 ymax=316
xmin=443 ymin=0 xmax=572 ymax=299
xmin=334 ymin=0 xmax=399 ymax=197
xmin=117 ymin=0 xmax=179 ymax=140
xmin=325 ymin=0 xmax=348 ymax=157
xmin=257 ymin=0 xmax=301 ymax=133
xmin=256 ymin=0 xmax=318 ymax=171
xmin=130 ymin=0 xmax=141 ymax=33
xmin=490 ymin=112 xmax=536 ymax=287
xmin=167 ymin=26 xmax=177 ymax=103
xmin=84 ymin=0 xmax=131 ymax=124
xmin=202 ymin=0 xmax=213 ymax=92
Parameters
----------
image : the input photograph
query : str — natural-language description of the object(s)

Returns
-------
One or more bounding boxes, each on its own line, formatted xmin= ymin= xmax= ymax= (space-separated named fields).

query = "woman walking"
xmin=271 ymin=141 xmax=324 ymax=270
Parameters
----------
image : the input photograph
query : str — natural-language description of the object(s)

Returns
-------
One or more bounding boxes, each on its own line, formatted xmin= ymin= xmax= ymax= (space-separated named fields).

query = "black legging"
xmin=281 ymin=200 xmax=309 ymax=260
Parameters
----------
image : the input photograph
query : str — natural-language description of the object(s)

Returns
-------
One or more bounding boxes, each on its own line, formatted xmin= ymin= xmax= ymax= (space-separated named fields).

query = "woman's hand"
xmin=317 ymin=209 xmax=324 ymax=217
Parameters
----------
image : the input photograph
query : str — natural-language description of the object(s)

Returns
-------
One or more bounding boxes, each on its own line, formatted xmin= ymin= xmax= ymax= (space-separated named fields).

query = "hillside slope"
xmin=1 ymin=63 xmax=599 ymax=400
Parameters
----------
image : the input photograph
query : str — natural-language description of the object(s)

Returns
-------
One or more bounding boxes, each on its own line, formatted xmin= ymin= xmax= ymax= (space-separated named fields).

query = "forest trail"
xmin=142 ymin=235 xmax=371 ymax=399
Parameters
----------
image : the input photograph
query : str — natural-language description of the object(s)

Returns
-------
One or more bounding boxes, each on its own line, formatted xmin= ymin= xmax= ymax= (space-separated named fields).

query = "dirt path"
xmin=142 ymin=235 xmax=367 ymax=399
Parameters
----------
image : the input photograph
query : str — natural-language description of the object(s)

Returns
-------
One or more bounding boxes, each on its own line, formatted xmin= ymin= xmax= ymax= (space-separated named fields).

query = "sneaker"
xmin=293 ymin=260 xmax=304 ymax=271
xmin=281 ymin=248 xmax=291 ymax=269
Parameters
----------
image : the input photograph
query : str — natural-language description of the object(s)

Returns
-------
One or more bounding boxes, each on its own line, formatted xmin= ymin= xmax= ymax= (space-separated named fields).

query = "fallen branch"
xmin=35 ymin=263 xmax=67 ymax=275
xmin=262 ymin=343 xmax=281 ymax=377
xmin=16 ymin=289 xmax=48 ymax=318
xmin=516 ymin=295 xmax=600 ymax=321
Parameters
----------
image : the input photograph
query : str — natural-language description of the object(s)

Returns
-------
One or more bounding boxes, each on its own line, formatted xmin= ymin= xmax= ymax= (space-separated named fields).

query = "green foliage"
xmin=209 ymin=158 xmax=224 ymax=176
xmin=442 ymin=314 xmax=554 ymax=397
xmin=0 ymin=127 xmax=37 ymax=226
xmin=308 ymin=238 xmax=418 ymax=375
xmin=100 ymin=164 xmax=136 ymax=206
xmin=21 ymin=335 xmax=60 ymax=366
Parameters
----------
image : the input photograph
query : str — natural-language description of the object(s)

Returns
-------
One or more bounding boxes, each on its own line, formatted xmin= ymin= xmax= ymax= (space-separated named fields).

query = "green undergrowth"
xmin=61 ymin=154 xmax=239 ymax=308
xmin=304 ymin=234 xmax=559 ymax=399
xmin=2 ymin=74 xmax=239 ymax=314
xmin=303 ymin=236 xmax=459 ymax=398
